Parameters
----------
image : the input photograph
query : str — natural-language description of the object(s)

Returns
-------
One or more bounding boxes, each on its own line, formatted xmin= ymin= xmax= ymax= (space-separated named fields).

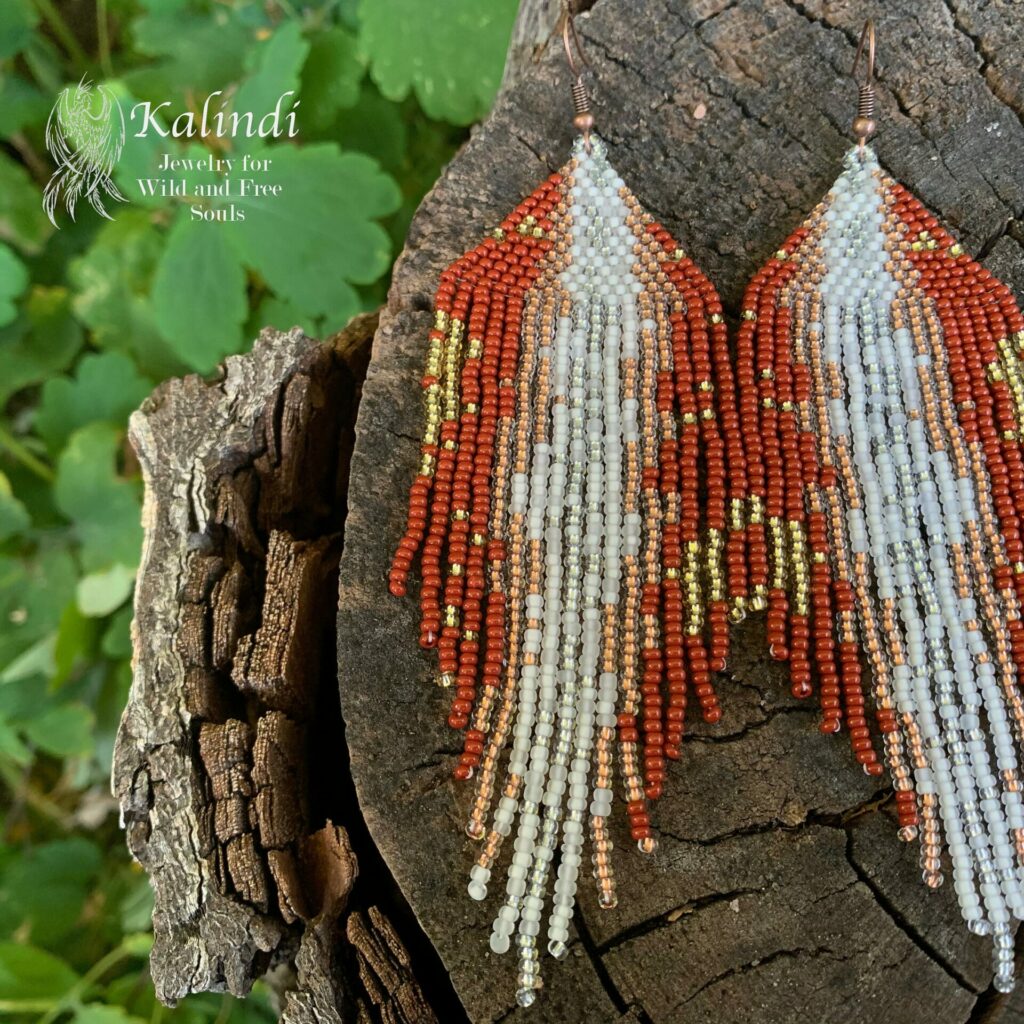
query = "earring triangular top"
xmin=390 ymin=130 xmax=746 ymax=1002
xmin=735 ymin=139 xmax=1024 ymax=992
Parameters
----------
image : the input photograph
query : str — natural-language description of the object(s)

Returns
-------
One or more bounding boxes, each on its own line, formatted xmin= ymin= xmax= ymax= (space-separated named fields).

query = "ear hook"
xmin=851 ymin=19 xmax=877 ymax=146
xmin=560 ymin=1 xmax=594 ymax=150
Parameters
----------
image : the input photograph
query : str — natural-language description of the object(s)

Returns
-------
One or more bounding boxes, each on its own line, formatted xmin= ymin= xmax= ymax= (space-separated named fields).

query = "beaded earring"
xmin=733 ymin=21 xmax=1024 ymax=992
xmin=389 ymin=4 xmax=744 ymax=1007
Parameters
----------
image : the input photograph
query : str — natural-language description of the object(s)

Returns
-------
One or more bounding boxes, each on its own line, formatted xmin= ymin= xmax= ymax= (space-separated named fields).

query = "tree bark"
xmin=116 ymin=1 xmax=1024 ymax=1022
xmin=114 ymin=315 xmax=438 ymax=1022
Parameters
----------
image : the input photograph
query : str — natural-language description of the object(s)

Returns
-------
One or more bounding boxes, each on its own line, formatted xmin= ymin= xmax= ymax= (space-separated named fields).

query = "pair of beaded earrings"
xmin=389 ymin=9 xmax=1024 ymax=1007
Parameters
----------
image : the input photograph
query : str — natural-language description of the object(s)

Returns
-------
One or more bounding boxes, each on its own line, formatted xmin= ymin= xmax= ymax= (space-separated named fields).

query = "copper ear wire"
xmin=852 ymin=19 xmax=877 ymax=145
xmin=560 ymin=2 xmax=594 ymax=150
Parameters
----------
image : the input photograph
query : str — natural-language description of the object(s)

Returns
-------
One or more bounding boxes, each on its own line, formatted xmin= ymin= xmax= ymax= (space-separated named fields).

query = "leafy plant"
xmin=0 ymin=0 xmax=516 ymax=1018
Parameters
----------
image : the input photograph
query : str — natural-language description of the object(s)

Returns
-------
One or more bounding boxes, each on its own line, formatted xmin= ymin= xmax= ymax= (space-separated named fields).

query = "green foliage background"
xmin=0 ymin=0 xmax=517 ymax=1019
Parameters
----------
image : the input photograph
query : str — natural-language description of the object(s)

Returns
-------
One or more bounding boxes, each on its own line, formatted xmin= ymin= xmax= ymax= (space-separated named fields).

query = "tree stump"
xmin=339 ymin=0 xmax=1024 ymax=1021
xmin=116 ymin=1 xmax=1024 ymax=1022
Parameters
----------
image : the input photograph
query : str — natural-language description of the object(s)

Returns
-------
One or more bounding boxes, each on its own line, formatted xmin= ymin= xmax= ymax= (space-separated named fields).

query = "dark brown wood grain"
xmin=338 ymin=1 xmax=1024 ymax=1022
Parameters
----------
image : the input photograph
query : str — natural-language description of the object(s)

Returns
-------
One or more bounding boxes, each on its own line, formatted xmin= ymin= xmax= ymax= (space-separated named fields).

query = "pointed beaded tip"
xmin=391 ymin=132 xmax=742 ymax=1003
xmin=735 ymin=141 xmax=1024 ymax=993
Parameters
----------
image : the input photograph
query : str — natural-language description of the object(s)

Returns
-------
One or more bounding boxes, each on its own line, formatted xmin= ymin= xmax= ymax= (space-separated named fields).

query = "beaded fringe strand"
xmin=736 ymin=144 xmax=1024 ymax=992
xmin=390 ymin=135 xmax=744 ymax=1005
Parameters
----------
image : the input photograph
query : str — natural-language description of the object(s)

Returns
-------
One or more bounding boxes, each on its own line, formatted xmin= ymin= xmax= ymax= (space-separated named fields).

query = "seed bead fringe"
xmin=735 ymin=144 xmax=1024 ymax=992
xmin=390 ymin=134 xmax=741 ymax=1004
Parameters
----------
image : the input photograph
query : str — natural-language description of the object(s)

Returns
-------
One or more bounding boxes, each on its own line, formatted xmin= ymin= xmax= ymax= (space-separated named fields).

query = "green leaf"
xmin=225 ymin=144 xmax=399 ymax=319
xmin=3 ymin=838 xmax=101 ymax=945
xmin=0 ymin=243 xmax=28 ymax=327
xmin=22 ymin=702 xmax=95 ymax=757
xmin=119 ymin=932 xmax=153 ymax=959
xmin=0 ymin=545 xmax=76 ymax=669
xmin=0 ymin=941 xmax=78 ymax=1003
xmin=0 ymin=472 xmax=29 ymax=542
xmin=0 ymin=152 xmax=51 ymax=255
xmin=126 ymin=0 xmax=254 ymax=111
xmin=357 ymin=0 xmax=517 ymax=123
xmin=333 ymin=82 xmax=408 ymax=173
xmin=0 ymin=632 xmax=55 ymax=684
xmin=233 ymin=20 xmax=308 ymax=124
xmin=0 ymin=717 xmax=30 ymax=765
xmin=75 ymin=1006 xmax=147 ymax=1024
xmin=0 ymin=285 xmax=84 ymax=406
xmin=68 ymin=210 xmax=189 ymax=379
xmin=0 ymin=73 xmax=49 ymax=137
xmin=300 ymin=27 xmax=363 ymax=131
xmin=119 ymin=882 xmax=154 ymax=937
xmin=77 ymin=564 xmax=136 ymax=618
xmin=35 ymin=352 xmax=152 ymax=455
xmin=53 ymin=423 xmax=143 ymax=573
xmin=53 ymin=602 xmax=99 ymax=686
xmin=252 ymin=294 xmax=317 ymax=337
xmin=101 ymin=604 xmax=133 ymax=659
xmin=0 ymin=0 xmax=39 ymax=62
xmin=152 ymin=212 xmax=248 ymax=372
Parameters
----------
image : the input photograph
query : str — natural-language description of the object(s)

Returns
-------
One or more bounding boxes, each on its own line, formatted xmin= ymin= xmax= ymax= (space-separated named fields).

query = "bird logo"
xmin=43 ymin=77 xmax=127 ymax=228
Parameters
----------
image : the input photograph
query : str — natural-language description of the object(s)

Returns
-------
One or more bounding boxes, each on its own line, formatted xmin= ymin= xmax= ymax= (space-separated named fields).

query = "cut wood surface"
xmin=337 ymin=1 xmax=1024 ymax=1022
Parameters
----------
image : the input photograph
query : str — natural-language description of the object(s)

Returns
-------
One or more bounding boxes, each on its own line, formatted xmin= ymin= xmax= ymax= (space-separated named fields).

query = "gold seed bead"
xmin=437 ymin=673 xmax=454 ymax=688
xmin=472 ymin=533 xmax=487 ymax=546
xmin=449 ymin=563 xmax=463 ymax=576
xmin=708 ymin=313 xmax=724 ymax=325
xmin=742 ymin=309 xmax=757 ymax=320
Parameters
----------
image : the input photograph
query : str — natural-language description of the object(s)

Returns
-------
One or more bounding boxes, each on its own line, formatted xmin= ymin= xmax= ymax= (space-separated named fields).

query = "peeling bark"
xmin=114 ymin=316 xmax=438 ymax=1021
